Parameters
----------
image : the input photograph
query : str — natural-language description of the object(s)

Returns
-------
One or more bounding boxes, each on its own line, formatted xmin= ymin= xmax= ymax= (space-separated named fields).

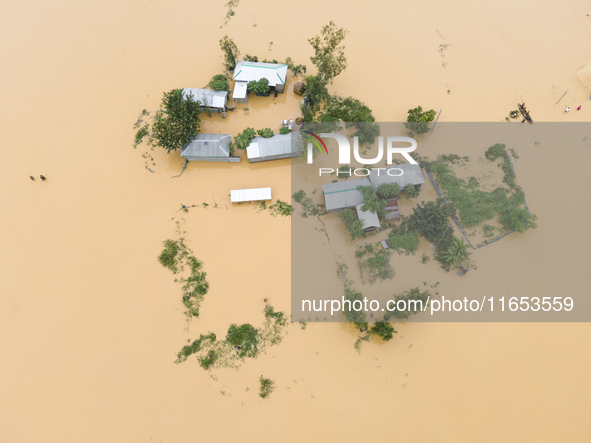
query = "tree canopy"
xmin=219 ymin=35 xmax=240 ymax=71
xmin=308 ymin=21 xmax=348 ymax=83
xmin=358 ymin=186 xmax=387 ymax=218
xmin=208 ymin=74 xmax=230 ymax=92
xmin=405 ymin=106 xmax=436 ymax=136
xmin=152 ymin=89 xmax=201 ymax=153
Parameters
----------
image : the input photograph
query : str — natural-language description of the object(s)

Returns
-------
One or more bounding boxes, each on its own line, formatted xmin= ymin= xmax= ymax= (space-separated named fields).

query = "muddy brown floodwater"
xmin=1 ymin=0 xmax=590 ymax=441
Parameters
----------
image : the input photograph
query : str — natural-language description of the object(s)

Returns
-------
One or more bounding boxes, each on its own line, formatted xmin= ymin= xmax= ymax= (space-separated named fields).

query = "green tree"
xmin=152 ymin=89 xmax=201 ymax=153
xmin=499 ymin=207 xmax=537 ymax=233
xmin=303 ymin=74 xmax=329 ymax=108
xmin=219 ymin=35 xmax=240 ymax=71
xmin=308 ymin=21 xmax=348 ymax=83
xmin=370 ymin=321 xmax=395 ymax=341
xmin=230 ymin=127 xmax=257 ymax=150
xmin=405 ymin=106 xmax=436 ymax=136
xmin=257 ymin=128 xmax=274 ymax=138
xmin=344 ymin=288 xmax=368 ymax=331
xmin=339 ymin=208 xmax=365 ymax=240
xmin=404 ymin=183 xmax=420 ymax=198
xmin=248 ymin=78 xmax=270 ymax=95
xmin=406 ymin=200 xmax=453 ymax=245
xmin=358 ymin=186 xmax=387 ymax=218
xmin=377 ymin=183 xmax=400 ymax=199
xmin=208 ymin=74 xmax=230 ymax=92
xmin=226 ymin=323 xmax=259 ymax=358
xmin=439 ymin=238 xmax=471 ymax=268
xmin=279 ymin=126 xmax=290 ymax=135
xmin=259 ymin=376 xmax=275 ymax=398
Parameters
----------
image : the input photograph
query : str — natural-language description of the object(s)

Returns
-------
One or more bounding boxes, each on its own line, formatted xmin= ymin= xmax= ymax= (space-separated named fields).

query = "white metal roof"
xmin=182 ymin=88 xmax=228 ymax=109
xmin=321 ymin=178 xmax=371 ymax=212
xmin=356 ymin=204 xmax=381 ymax=230
xmin=232 ymin=81 xmax=248 ymax=99
xmin=231 ymin=187 xmax=272 ymax=203
xmin=180 ymin=134 xmax=232 ymax=158
xmin=246 ymin=133 xmax=302 ymax=161
xmin=232 ymin=61 xmax=288 ymax=87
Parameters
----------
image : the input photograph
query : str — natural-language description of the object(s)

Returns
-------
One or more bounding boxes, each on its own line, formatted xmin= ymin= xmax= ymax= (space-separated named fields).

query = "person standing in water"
xmin=565 ymin=106 xmax=570 ymax=112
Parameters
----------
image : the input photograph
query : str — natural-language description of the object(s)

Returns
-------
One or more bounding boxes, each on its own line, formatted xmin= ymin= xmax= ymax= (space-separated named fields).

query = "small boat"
xmin=518 ymin=102 xmax=533 ymax=124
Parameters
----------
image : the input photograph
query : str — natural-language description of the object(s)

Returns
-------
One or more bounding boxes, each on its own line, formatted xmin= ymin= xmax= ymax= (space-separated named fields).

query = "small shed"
xmin=368 ymin=164 xmax=425 ymax=190
xmin=182 ymin=88 xmax=228 ymax=113
xmin=356 ymin=205 xmax=381 ymax=232
xmin=180 ymin=134 xmax=240 ymax=162
xmin=385 ymin=198 xmax=400 ymax=222
xmin=246 ymin=132 xmax=302 ymax=163
xmin=321 ymin=178 xmax=371 ymax=212
xmin=232 ymin=81 xmax=248 ymax=103
xmin=230 ymin=187 xmax=272 ymax=203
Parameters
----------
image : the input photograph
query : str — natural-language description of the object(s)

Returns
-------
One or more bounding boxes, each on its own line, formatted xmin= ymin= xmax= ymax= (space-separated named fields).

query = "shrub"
xmin=485 ymin=143 xmax=506 ymax=161
xmin=230 ymin=127 xmax=256 ymax=150
xmin=248 ymin=78 xmax=270 ymax=95
xmin=257 ymin=128 xmax=274 ymax=138
xmin=377 ymin=183 xmax=400 ymax=199
xmin=259 ymin=377 xmax=275 ymax=399
xmin=339 ymin=208 xmax=365 ymax=240
xmin=208 ymin=74 xmax=230 ymax=92
xmin=387 ymin=232 xmax=419 ymax=254
xmin=279 ymin=126 xmax=290 ymax=135
xmin=344 ymin=288 xmax=368 ymax=331
xmin=405 ymin=184 xmax=420 ymax=198
xmin=499 ymin=207 xmax=537 ymax=233
xmin=158 ymin=240 xmax=180 ymax=272
xmin=370 ymin=322 xmax=395 ymax=341
xmin=405 ymin=106 xmax=436 ymax=136
xmin=226 ymin=323 xmax=259 ymax=358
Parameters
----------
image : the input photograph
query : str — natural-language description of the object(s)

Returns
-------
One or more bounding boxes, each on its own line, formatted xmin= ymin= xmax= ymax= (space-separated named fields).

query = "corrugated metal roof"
xmin=182 ymin=88 xmax=228 ymax=109
xmin=232 ymin=61 xmax=288 ymax=87
xmin=246 ymin=132 xmax=302 ymax=161
xmin=232 ymin=81 xmax=248 ymax=99
xmin=321 ymin=178 xmax=371 ymax=212
xmin=368 ymin=164 xmax=425 ymax=189
xmin=356 ymin=205 xmax=381 ymax=230
xmin=180 ymin=134 xmax=232 ymax=159
xmin=231 ymin=187 xmax=272 ymax=203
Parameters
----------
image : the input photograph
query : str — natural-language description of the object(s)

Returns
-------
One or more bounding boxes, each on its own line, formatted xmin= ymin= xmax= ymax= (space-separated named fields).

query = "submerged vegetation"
xmin=405 ymin=106 xmax=436 ymax=137
xmin=259 ymin=377 xmax=275 ymax=399
xmin=429 ymin=144 xmax=537 ymax=239
xmin=158 ymin=237 xmax=209 ymax=318
xmin=175 ymin=304 xmax=288 ymax=370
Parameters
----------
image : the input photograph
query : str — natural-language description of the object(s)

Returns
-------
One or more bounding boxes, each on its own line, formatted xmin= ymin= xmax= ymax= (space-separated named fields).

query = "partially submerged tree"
xmin=152 ymin=89 xmax=201 ymax=153
xmin=358 ymin=186 xmax=387 ymax=218
xmin=247 ymin=78 xmax=270 ymax=95
xmin=369 ymin=321 xmax=395 ymax=341
xmin=230 ymin=127 xmax=256 ymax=150
xmin=208 ymin=74 xmax=230 ymax=92
xmin=377 ymin=183 xmax=400 ymax=200
xmin=439 ymin=237 xmax=471 ymax=268
xmin=308 ymin=21 xmax=348 ymax=83
xmin=219 ymin=35 xmax=240 ymax=71
xmin=344 ymin=288 xmax=368 ymax=331
xmin=405 ymin=106 xmax=436 ymax=136
xmin=339 ymin=208 xmax=365 ymax=240
xmin=226 ymin=323 xmax=259 ymax=358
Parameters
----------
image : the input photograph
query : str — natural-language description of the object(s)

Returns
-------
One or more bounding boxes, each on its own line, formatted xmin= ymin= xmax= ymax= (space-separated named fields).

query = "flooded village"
xmin=1 ymin=0 xmax=591 ymax=441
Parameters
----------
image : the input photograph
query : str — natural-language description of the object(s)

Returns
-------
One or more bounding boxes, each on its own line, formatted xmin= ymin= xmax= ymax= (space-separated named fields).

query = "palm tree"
xmin=440 ymin=238 xmax=471 ymax=268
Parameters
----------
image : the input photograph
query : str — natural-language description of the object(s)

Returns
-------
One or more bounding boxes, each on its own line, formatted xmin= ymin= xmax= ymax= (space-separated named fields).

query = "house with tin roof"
xmin=232 ymin=61 xmax=288 ymax=103
xmin=180 ymin=134 xmax=240 ymax=162
xmin=246 ymin=132 xmax=302 ymax=163
xmin=182 ymin=88 xmax=228 ymax=113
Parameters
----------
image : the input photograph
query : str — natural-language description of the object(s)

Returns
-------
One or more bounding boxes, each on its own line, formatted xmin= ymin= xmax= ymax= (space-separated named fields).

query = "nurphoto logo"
xmin=305 ymin=132 xmax=419 ymax=176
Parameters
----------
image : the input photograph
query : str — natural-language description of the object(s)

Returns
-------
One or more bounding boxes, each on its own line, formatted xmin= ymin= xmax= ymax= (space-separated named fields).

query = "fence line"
xmin=424 ymin=149 xmax=529 ymax=249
